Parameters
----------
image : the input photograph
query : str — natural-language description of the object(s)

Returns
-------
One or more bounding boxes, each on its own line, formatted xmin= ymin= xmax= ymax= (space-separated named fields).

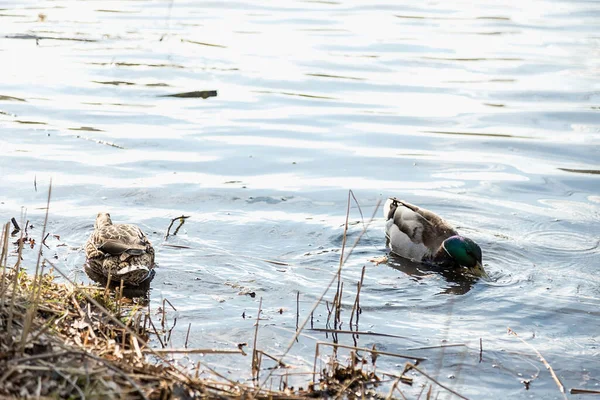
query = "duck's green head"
xmin=443 ymin=236 xmax=487 ymax=278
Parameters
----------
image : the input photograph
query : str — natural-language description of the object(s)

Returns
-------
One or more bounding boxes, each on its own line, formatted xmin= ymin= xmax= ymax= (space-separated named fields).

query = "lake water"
xmin=1 ymin=0 xmax=599 ymax=398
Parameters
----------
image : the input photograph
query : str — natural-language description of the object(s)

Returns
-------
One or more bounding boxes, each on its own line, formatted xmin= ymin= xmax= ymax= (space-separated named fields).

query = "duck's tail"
xmin=383 ymin=197 xmax=402 ymax=220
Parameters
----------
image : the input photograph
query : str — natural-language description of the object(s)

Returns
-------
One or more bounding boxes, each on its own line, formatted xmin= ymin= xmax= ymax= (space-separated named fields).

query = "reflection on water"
xmin=386 ymin=254 xmax=478 ymax=295
xmin=1 ymin=0 xmax=599 ymax=397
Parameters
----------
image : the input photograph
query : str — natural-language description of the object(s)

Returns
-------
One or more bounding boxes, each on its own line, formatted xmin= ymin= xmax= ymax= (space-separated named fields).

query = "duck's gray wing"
xmin=387 ymin=198 xmax=457 ymax=251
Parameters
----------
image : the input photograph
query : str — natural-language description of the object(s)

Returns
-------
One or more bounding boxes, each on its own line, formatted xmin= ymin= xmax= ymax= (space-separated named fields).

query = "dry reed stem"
xmin=334 ymin=375 xmax=362 ymax=400
xmin=296 ymin=290 xmax=300 ymax=339
xmin=252 ymin=297 xmax=264 ymax=383
xmin=416 ymin=383 xmax=427 ymax=400
xmin=316 ymin=342 xmax=425 ymax=362
xmin=507 ymin=327 xmax=568 ymax=400
xmin=385 ymin=374 xmax=408 ymax=400
xmin=164 ymin=215 xmax=190 ymax=239
xmin=145 ymin=348 xmax=245 ymax=355
xmin=256 ymin=194 xmax=382 ymax=395
xmin=255 ymin=350 xmax=287 ymax=368
xmin=381 ymin=369 xmax=413 ymax=385
xmin=6 ymin=229 xmax=24 ymax=344
xmin=0 ymin=223 xmax=9 ymax=307
xmin=405 ymin=343 xmax=466 ymax=351
xmin=185 ymin=322 xmax=192 ymax=348
xmin=406 ymin=363 xmax=468 ymax=400
xmin=349 ymin=265 xmax=366 ymax=332
xmin=30 ymin=179 xmax=51 ymax=295
xmin=309 ymin=328 xmax=411 ymax=340
xmin=570 ymin=388 xmax=600 ymax=394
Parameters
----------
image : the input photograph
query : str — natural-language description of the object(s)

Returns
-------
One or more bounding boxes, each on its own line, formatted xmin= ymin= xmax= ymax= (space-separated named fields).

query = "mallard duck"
xmin=85 ymin=213 xmax=155 ymax=286
xmin=384 ymin=197 xmax=487 ymax=278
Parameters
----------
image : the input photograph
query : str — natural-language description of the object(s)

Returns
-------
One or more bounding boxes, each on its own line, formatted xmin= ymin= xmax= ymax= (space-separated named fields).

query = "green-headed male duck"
xmin=384 ymin=197 xmax=487 ymax=278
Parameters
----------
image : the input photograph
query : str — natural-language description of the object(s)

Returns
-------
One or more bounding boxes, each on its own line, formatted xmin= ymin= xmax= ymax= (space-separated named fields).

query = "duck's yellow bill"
xmin=470 ymin=261 xmax=490 ymax=280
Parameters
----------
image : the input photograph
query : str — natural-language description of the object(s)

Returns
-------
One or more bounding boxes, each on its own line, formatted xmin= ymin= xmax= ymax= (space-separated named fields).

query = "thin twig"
xmin=164 ymin=215 xmax=190 ymax=239
xmin=296 ymin=291 xmax=300 ymax=342
xmin=309 ymin=328 xmax=412 ymax=340
xmin=252 ymin=297 xmax=263 ymax=383
xmin=570 ymin=388 xmax=600 ymax=394
xmin=10 ymin=217 xmax=20 ymax=233
xmin=316 ymin=341 xmax=425 ymax=363
xmin=255 ymin=350 xmax=287 ymax=368
xmin=406 ymin=363 xmax=469 ymax=400
xmin=255 ymin=196 xmax=382 ymax=395
xmin=508 ymin=327 xmax=567 ymax=400
xmin=0 ymin=223 xmax=9 ymax=307
xmin=405 ymin=344 xmax=466 ymax=351
xmin=143 ymin=348 xmax=244 ymax=355
xmin=185 ymin=323 xmax=192 ymax=348
xmin=386 ymin=374 xmax=408 ymax=400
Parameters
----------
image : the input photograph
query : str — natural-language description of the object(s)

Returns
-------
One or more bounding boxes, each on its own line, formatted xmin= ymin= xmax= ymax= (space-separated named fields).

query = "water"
xmin=1 ymin=0 xmax=599 ymax=398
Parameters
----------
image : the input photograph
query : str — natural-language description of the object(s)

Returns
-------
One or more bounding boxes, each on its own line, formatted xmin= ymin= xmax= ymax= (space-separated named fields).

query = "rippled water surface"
xmin=1 ymin=0 xmax=599 ymax=398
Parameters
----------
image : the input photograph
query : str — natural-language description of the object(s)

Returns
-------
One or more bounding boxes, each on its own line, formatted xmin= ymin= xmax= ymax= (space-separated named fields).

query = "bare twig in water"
xmin=386 ymin=371 xmax=409 ymax=400
xmin=508 ymin=327 xmax=567 ymax=399
xmin=143 ymin=348 xmax=244 ymax=355
xmin=185 ymin=323 xmax=191 ymax=348
xmin=255 ymin=350 xmax=287 ymax=368
xmin=405 ymin=343 xmax=466 ymax=351
xmin=7 ymin=225 xmax=25 ymax=343
xmin=570 ymin=388 xmax=600 ymax=395
xmin=162 ymin=244 xmax=192 ymax=249
xmin=295 ymin=291 xmax=300 ymax=342
xmin=309 ymin=328 xmax=411 ymax=340
xmin=349 ymin=265 xmax=366 ymax=346
xmin=318 ymin=342 xmax=425 ymax=362
xmin=0 ymin=223 xmax=10 ymax=307
xmin=10 ymin=217 xmax=20 ymax=235
xmin=74 ymin=135 xmax=124 ymax=149
xmin=164 ymin=215 xmax=190 ymax=239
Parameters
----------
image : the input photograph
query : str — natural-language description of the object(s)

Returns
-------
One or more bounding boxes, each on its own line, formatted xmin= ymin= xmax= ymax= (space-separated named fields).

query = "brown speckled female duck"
xmin=85 ymin=213 xmax=155 ymax=286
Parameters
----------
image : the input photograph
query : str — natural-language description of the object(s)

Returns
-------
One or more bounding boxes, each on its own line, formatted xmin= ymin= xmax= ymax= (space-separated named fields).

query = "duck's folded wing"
xmin=391 ymin=204 xmax=429 ymax=244
xmin=98 ymin=240 xmax=147 ymax=256
xmin=389 ymin=198 xmax=456 ymax=250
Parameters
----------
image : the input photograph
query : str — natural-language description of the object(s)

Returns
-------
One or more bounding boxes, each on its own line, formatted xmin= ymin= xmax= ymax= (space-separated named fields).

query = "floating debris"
xmin=160 ymin=90 xmax=218 ymax=99
xmin=74 ymin=135 xmax=124 ymax=149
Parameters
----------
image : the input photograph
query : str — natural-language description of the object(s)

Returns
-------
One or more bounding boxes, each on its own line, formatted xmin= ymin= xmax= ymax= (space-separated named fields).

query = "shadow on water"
xmin=84 ymin=266 xmax=154 ymax=300
xmin=386 ymin=253 xmax=478 ymax=296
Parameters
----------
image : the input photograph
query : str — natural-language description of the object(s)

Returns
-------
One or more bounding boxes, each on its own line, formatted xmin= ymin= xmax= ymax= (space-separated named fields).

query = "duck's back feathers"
xmin=85 ymin=213 xmax=155 ymax=286
xmin=384 ymin=197 xmax=457 ymax=261
xmin=92 ymin=224 xmax=151 ymax=256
